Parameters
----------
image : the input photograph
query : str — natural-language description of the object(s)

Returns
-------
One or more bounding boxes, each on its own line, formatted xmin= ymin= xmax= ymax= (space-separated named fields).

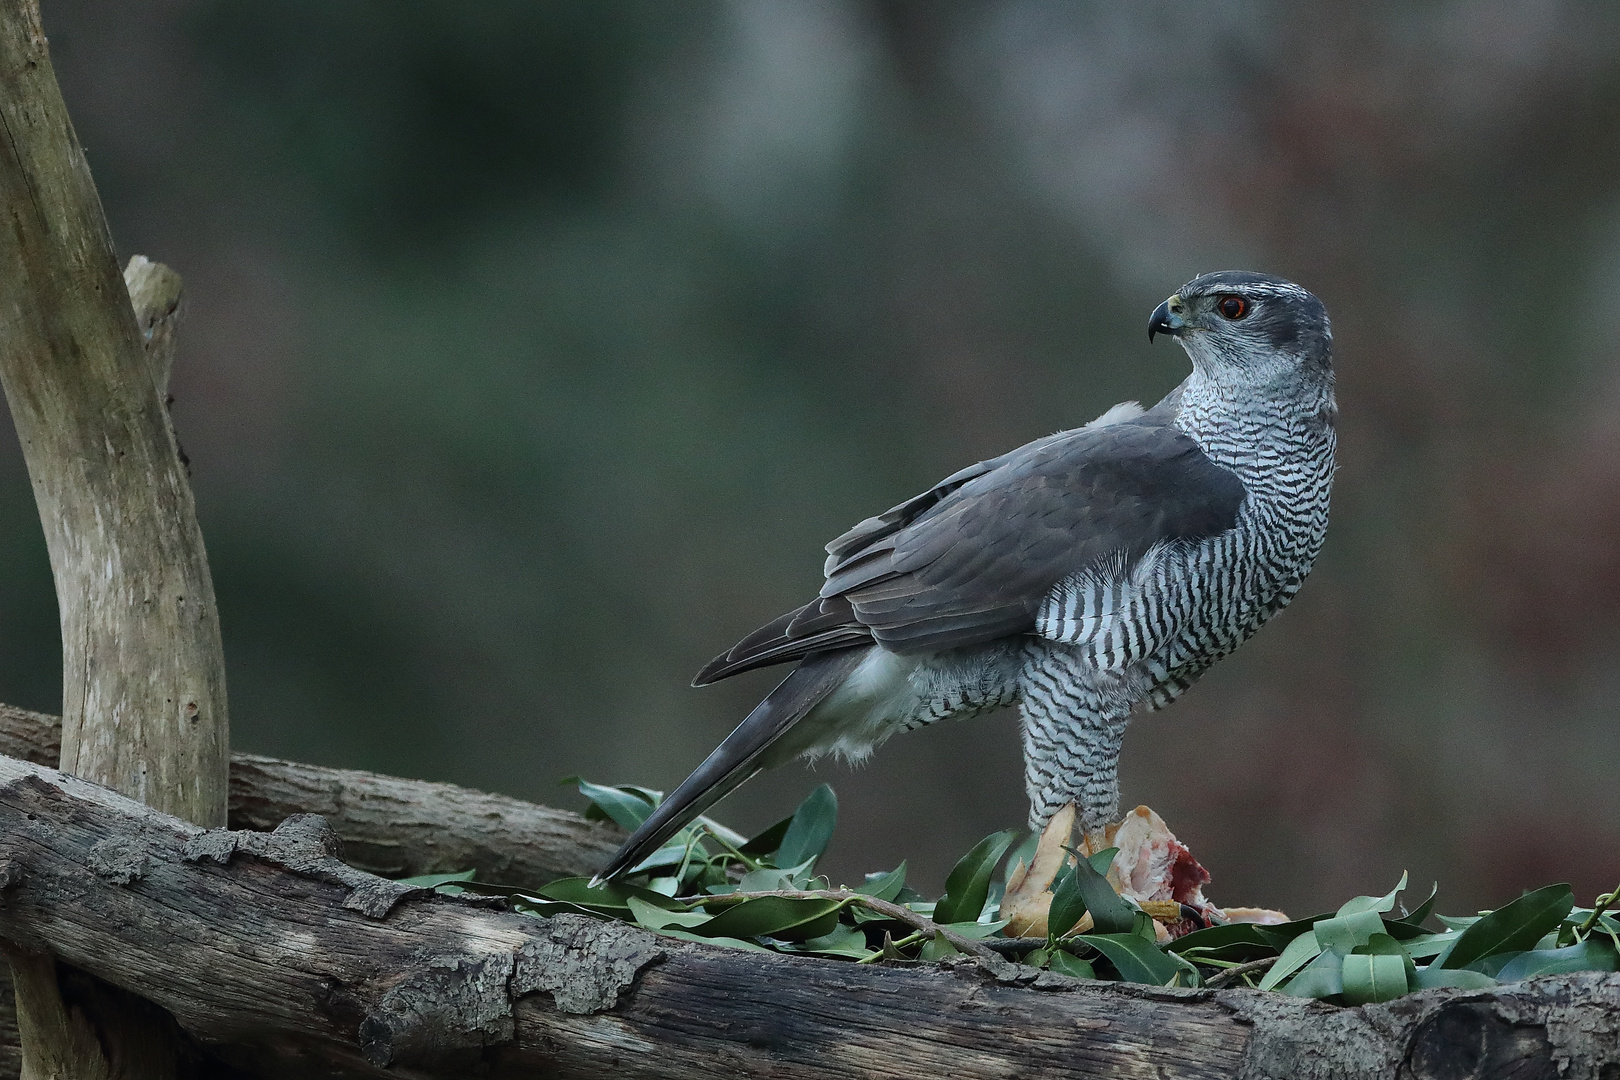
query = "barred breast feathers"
xmin=1034 ymin=542 xmax=1180 ymax=674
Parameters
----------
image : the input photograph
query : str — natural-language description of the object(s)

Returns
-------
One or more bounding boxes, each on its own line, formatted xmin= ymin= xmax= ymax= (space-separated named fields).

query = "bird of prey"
xmin=596 ymin=270 xmax=1335 ymax=882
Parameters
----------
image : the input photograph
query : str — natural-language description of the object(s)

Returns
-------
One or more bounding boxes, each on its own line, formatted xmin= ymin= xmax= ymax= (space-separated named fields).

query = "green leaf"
xmin=1048 ymin=950 xmax=1096 ymax=979
xmin=1336 ymin=872 xmax=1409 ymax=917
xmin=737 ymin=815 xmax=794 ymax=857
xmin=774 ymin=784 xmax=838 ymax=869
xmin=1377 ymin=917 xmax=1435 ymax=941
xmin=625 ymin=841 xmax=692 ymax=875
xmin=1399 ymin=882 xmax=1440 ymax=927
xmin=1168 ymin=922 xmax=1277 ymax=962
xmin=787 ymin=923 xmax=876 ymax=960
xmin=850 ymin=905 xmax=900 ymax=926
xmin=536 ymin=877 xmax=679 ymax=914
xmin=936 ymin=919 xmax=1010 ymax=940
xmin=880 ymin=932 xmax=912 ymax=962
xmin=1356 ymin=932 xmax=1406 ymax=956
xmin=1341 ymin=953 xmax=1407 ymax=1004
xmin=1463 ymin=951 xmax=1520 ymax=978
xmin=697 ymin=896 xmax=846 ymax=941
xmin=1414 ymin=966 xmax=1497 ymax=991
xmin=1436 ymin=914 xmax=1482 ymax=932
xmin=1255 ymin=913 xmax=1335 ymax=951
xmin=1259 ymin=930 xmax=1322 ymax=991
xmin=652 ymin=926 xmax=774 ymax=952
xmin=919 ymin=936 xmax=961 ymax=961
xmin=935 ymin=830 xmax=1018 ymax=925
xmin=395 ymin=869 xmax=477 ymax=888
xmin=1347 ymin=932 xmax=1412 ymax=1003
xmin=735 ymin=860 xmax=816 ymax=894
xmin=625 ymin=896 xmax=712 ymax=931
xmin=1569 ymin=909 xmax=1620 ymax=938
xmin=1283 ymin=949 xmax=1345 ymax=999
xmin=1047 ymin=862 xmax=1088 ymax=940
xmin=856 ymin=863 xmax=908 ymax=903
xmin=1023 ymin=948 xmax=1051 ymax=968
xmin=510 ymin=898 xmax=606 ymax=920
xmin=1442 ymin=884 xmax=1575 ymax=970
xmin=567 ymin=778 xmax=657 ymax=832
xmin=1312 ymin=909 xmax=1387 ymax=954
xmin=693 ymin=814 xmax=749 ymax=850
xmin=1495 ymin=937 xmax=1619 ymax=983
xmin=1084 ymin=933 xmax=1185 ymax=985
xmin=985 ymin=880 xmax=1006 ymax=920
xmin=1062 ymin=849 xmax=1136 ymax=935
xmin=1401 ymin=931 xmax=1463 ymax=960
xmin=1003 ymin=832 xmax=1040 ymax=885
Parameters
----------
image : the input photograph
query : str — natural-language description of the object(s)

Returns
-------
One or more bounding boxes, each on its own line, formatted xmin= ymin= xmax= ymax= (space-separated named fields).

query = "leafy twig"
xmin=1203 ymin=956 xmax=1278 ymax=989
xmin=1575 ymin=880 xmax=1620 ymax=939
xmin=689 ymin=888 xmax=1001 ymax=960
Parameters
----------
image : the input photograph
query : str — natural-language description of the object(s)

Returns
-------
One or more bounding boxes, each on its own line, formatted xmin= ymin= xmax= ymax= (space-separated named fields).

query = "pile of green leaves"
xmin=1185 ymin=873 xmax=1618 ymax=1002
xmin=400 ymin=779 xmax=1620 ymax=1003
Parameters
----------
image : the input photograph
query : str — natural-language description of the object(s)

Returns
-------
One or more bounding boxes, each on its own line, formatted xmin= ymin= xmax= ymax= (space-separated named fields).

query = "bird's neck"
xmin=1171 ymin=367 xmax=1338 ymax=489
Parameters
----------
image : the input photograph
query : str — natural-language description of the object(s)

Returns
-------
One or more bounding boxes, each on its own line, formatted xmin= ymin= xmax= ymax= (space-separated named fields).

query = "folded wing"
xmin=695 ymin=390 xmax=1246 ymax=684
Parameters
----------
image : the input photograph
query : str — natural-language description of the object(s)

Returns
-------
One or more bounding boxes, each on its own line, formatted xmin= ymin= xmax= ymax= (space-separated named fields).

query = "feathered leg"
xmin=1018 ymin=643 xmax=1135 ymax=847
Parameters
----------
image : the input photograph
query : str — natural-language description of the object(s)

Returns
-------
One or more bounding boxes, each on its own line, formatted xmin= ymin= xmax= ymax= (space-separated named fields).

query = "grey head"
xmin=1148 ymin=270 xmax=1332 ymax=386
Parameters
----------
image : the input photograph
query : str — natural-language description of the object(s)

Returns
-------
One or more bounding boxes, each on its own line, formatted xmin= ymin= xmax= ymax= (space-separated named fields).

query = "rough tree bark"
xmin=0 ymin=703 xmax=622 ymax=886
xmin=1 ymin=752 xmax=1617 ymax=1080
xmin=0 ymin=0 xmax=229 ymax=1075
xmin=0 ymin=703 xmax=622 ymax=1079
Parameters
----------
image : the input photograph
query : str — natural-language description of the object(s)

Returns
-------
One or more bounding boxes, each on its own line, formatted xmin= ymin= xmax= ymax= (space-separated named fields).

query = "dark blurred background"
xmin=3 ymin=0 xmax=1618 ymax=916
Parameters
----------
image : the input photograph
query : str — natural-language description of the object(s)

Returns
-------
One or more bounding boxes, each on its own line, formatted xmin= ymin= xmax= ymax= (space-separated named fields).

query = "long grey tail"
xmin=592 ymin=647 xmax=866 ymax=884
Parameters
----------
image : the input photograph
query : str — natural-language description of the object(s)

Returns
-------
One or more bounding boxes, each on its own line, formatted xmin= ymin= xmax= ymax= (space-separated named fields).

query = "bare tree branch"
xmin=0 ymin=702 xmax=622 ymax=886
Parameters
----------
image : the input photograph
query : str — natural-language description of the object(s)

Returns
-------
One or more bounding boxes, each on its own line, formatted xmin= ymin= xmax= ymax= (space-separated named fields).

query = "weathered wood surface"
xmin=124 ymin=254 xmax=185 ymax=396
xmin=0 ymin=0 xmax=228 ymax=829
xmin=0 ymin=702 xmax=621 ymax=885
xmin=0 ymin=0 xmax=236 ymax=1072
xmin=0 ymin=752 xmax=1617 ymax=1080
xmin=0 ymin=704 xmax=616 ymax=1078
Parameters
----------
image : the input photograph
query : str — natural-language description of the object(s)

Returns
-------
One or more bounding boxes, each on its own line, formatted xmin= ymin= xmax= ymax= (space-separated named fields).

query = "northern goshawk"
xmin=598 ymin=270 xmax=1335 ymax=881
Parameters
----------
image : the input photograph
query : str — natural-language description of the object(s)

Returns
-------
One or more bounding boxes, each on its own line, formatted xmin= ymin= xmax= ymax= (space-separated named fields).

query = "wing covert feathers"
xmin=693 ymin=385 xmax=1245 ymax=684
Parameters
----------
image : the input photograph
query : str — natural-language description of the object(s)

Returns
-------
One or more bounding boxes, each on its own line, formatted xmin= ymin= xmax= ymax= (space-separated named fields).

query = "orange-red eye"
xmin=1217 ymin=295 xmax=1249 ymax=320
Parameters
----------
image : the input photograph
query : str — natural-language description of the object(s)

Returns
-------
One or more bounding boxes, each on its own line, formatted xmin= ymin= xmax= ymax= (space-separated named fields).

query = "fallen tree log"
xmin=0 ymin=751 xmax=1616 ymax=1080
xmin=0 ymin=702 xmax=620 ymax=886
xmin=0 ymin=702 xmax=620 ymax=1079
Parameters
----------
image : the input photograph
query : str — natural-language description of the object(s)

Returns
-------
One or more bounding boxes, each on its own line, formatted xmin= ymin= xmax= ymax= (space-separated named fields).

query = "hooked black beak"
xmin=1148 ymin=299 xmax=1182 ymax=342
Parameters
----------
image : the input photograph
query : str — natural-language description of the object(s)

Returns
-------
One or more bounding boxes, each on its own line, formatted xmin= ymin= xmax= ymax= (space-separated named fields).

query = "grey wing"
xmin=691 ymin=454 xmax=1006 ymax=685
xmin=823 ymin=416 xmax=1246 ymax=653
xmin=695 ymin=399 xmax=1244 ymax=683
